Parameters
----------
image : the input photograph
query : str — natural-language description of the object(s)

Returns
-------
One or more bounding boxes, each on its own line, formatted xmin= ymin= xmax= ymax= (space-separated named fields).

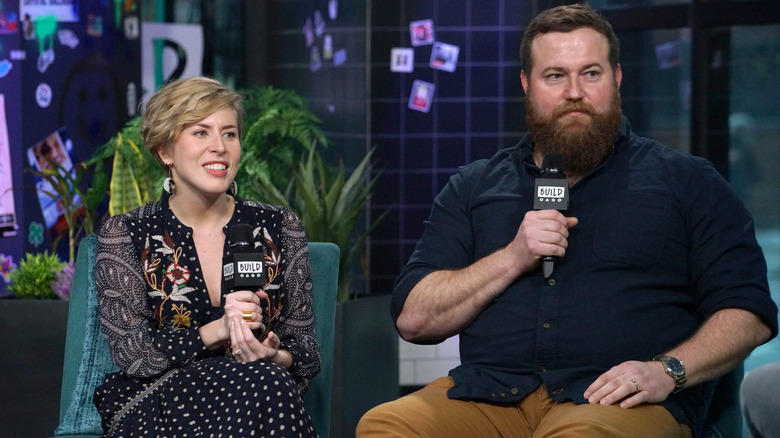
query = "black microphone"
xmin=533 ymin=153 xmax=569 ymax=279
xmin=222 ymin=223 xmax=267 ymax=292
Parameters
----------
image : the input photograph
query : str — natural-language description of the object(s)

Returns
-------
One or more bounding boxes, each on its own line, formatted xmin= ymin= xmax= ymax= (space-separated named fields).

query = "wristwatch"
xmin=653 ymin=354 xmax=687 ymax=393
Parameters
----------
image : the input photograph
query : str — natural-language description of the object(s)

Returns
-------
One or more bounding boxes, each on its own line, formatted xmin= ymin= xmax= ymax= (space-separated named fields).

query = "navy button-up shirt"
xmin=392 ymin=118 xmax=778 ymax=437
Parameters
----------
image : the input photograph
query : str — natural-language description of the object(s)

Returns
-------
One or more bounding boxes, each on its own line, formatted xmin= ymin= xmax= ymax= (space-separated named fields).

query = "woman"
xmin=93 ymin=77 xmax=320 ymax=437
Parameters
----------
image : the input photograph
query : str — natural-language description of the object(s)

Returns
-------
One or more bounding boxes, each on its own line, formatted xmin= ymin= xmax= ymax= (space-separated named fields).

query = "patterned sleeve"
xmin=96 ymin=213 xmax=209 ymax=379
xmin=273 ymin=207 xmax=321 ymax=395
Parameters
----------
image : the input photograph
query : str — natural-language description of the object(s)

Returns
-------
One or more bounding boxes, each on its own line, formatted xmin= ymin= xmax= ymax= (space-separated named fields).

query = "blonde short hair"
xmin=142 ymin=76 xmax=245 ymax=167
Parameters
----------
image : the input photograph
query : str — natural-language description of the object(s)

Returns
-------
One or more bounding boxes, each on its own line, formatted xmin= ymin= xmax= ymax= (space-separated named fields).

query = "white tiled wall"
xmin=398 ymin=336 xmax=460 ymax=386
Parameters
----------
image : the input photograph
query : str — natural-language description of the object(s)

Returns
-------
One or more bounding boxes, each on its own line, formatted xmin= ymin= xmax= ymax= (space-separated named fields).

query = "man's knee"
xmin=356 ymin=402 xmax=384 ymax=434
xmin=356 ymin=400 xmax=410 ymax=437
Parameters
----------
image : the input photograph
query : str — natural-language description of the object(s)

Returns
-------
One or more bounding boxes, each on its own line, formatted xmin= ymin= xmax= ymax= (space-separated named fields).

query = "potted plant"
xmin=25 ymin=154 xmax=107 ymax=264
xmin=237 ymin=85 xmax=328 ymax=195
xmin=7 ymin=251 xmax=71 ymax=300
xmin=0 ymin=253 xmax=71 ymax=438
xmin=87 ymin=116 xmax=165 ymax=216
xmin=250 ymin=143 xmax=389 ymax=301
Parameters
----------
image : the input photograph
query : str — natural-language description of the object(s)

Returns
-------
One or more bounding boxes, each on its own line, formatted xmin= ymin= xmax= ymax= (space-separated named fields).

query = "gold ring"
xmin=631 ymin=379 xmax=640 ymax=393
xmin=242 ymin=311 xmax=252 ymax=322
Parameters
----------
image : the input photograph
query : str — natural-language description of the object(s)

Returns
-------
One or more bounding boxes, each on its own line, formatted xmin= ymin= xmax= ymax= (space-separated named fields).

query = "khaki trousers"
xmin=357 ymin=377 xmax=692 ymax=438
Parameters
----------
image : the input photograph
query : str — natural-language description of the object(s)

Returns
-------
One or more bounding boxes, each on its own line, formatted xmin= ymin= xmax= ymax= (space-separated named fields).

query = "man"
xmin=357 ymin=4 xmax=777 ymax=438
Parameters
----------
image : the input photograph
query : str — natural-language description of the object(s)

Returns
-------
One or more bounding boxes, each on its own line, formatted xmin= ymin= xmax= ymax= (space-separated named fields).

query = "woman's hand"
xmin=229 ymin=317 xmax=293 ymax=368
xmin=222 ymin=290 xmax=266 ymax=334
xmin=199 ymin=290 xmax=268 ymax=351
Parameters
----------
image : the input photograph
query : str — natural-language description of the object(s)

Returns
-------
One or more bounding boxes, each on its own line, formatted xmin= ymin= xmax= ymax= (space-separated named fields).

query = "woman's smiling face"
xmin=158 ymin=107 xmax=241 ymax=199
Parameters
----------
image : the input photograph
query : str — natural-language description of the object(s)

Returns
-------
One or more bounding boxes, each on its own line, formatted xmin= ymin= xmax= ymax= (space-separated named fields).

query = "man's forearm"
xmin=667 ymin=308 xmax=771 ymax=388
xmin=395 ymin=246 xmax=524 ymax=342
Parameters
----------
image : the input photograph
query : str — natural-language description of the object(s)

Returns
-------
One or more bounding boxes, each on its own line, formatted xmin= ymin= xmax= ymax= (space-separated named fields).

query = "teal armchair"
xmin=52 ymin=235 xmax=339 ymax=438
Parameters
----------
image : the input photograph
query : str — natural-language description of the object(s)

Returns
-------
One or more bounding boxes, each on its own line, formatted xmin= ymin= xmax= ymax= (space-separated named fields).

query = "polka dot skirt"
xmin=95 ymin=357 xmax=317 ymax=437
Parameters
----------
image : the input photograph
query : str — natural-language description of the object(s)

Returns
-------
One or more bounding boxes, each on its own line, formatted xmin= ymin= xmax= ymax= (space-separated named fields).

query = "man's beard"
xmin=525 ymin=87 xmax=623 ymax=176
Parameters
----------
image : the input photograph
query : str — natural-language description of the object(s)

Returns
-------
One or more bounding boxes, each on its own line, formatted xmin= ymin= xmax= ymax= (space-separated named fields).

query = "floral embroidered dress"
xmin=93 ymin=197 xmax=320 ymax=437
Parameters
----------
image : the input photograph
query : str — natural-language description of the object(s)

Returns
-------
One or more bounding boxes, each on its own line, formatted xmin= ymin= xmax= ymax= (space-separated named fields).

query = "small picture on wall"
xmin=430 ymin=42 xmax=459 ymax=72
xmin=391 ymin=48 xmax=414 ymax=73
xmin=26 ymin=128 xmax=78 ymax=230
xmin=409 ymin=79 xmax=435 ymax=113
xmin=410 ymin=19 xmax=434 ymax=46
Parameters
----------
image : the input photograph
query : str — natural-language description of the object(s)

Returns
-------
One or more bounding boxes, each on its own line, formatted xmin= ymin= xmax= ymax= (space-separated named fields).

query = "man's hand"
xmin=583 ymin=360 xmax=675 ymax=408
xmin=506 ymin=210 xmax=578 ymax=273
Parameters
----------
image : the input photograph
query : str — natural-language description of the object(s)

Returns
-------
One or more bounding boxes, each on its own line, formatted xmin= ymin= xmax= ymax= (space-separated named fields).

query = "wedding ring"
xmin=233 ymin=349 xmax=243 ymax=356
xmin=242 ymin=311 xmax=253 ymax=322
xmin=631 ymin=379 xmax=640 ymax=393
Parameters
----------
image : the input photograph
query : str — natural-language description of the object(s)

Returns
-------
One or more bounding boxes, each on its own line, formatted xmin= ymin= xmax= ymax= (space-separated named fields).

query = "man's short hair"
xmin=520 ymin=3 xmax=620 ymax=75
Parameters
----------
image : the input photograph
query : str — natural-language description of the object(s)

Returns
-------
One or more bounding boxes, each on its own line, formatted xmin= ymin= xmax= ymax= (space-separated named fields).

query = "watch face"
xmin=666 ymin=358 xmax=685 ymax=375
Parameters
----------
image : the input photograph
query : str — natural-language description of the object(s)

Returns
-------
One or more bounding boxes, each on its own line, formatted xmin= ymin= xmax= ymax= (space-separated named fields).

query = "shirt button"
xmin=542 ymin=322 xmax=551 ymax=329
xmin=540 ymin=366 xmax=547 ymax=372
xmin=499 ymin=392 xmax=506 ymax=398
xmin=548 ymin=279 xmax=556 ymax=286
xmin=511 ymin=388 xmax=519 ymax=395
xmin=552 ymin=388 xmax=564 ymax=395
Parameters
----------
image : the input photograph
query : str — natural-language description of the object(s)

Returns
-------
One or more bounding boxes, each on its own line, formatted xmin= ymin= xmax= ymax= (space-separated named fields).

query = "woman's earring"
xmin=228 ymin=180 xmax=238 ymax=196
xmin=163 ymin=162 xmax=174 ymax=194
xmin=163 ymin=177 xmax=175 ymax=194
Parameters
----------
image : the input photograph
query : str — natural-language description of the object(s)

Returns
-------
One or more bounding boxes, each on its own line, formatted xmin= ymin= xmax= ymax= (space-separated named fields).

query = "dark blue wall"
xmin=0 ymin=1 xmax=141 ymax=297
xmin=264 ymin=0 xmax=534 ymax=295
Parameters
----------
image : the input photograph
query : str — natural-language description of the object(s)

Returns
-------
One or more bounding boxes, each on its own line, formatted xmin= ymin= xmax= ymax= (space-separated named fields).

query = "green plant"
xmin=253 ymin=143 xmax=390 ymax=302
xmin=25 ymin=157 xmax=107 ymax=262
xmin=236 ymin=86 xmax=327 ymax=201
xmin=89 ymin=117 xmax=165 ymax=216
xmin=8 ymin=251 xmax=65 ymax=299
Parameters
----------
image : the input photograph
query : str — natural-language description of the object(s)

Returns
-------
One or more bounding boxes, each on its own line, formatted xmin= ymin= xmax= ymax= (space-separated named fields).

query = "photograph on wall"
xmin=391 ymin=48 xmax=414 ymax=73
xmin=0 ymin=95 xmax=17 ymax=236
xmin=26 ymin=128 xmax=79 ymax=230
xmin=410 ymin=19 xmax=434 ymax=46
xmin=430 ymin=42 xmax=459 ymax=72
xmin=655 ymin=40 xmax=682 ymax=70
xmin=20 ymin=0 xmax=79 ymax=23
xmin=0 ymin=10 xmax=19 ymax=35
xmin=408 ymin=79 xmax=435 ymax=113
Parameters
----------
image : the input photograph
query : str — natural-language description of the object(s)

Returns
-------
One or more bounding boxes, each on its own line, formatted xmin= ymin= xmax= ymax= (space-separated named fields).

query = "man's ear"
xmin=615 ymin=63 xmax=622 ymax=88
xmin=521 ymin=69 xmax=529 ymax=94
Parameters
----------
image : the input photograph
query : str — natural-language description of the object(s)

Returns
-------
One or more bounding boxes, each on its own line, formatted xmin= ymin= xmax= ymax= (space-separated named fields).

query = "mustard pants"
xmin=357 ymin=377 xmax=692 ymax=438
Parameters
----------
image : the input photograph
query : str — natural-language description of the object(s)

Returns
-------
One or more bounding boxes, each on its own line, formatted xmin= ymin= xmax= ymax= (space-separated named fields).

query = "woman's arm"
xmin=270 ymin=207 xmax=321 ymax=393
xmin=96 ymin=214 xmax=210 ymax=379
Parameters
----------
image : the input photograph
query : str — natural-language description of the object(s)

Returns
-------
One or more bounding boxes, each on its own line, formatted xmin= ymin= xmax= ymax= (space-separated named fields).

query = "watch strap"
xmin=653 ymin=354 xmax=687 ymax=393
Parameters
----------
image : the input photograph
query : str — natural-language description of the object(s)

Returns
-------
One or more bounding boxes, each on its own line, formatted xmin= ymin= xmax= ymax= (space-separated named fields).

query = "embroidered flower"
xmin=165 ymin=262 xmax=190 ymax=285
xmin=152 ymin=234 xmax=174 ymax=256
xmin=169 ymin=285 xmax=196 ymax=303
xmin=172 ymin=303 xmax=192 ymax=328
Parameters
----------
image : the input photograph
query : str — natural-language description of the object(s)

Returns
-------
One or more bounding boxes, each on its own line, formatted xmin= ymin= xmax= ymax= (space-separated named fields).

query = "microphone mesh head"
xmin=228 ymin=224 xmax=253 ymax=252
xmin=542 ymin=153 xmax=566 ymax=175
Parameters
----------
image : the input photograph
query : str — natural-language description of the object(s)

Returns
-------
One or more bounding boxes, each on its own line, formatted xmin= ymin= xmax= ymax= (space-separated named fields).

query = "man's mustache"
xmin=552 ymin=102 xmax=595 ymax=119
